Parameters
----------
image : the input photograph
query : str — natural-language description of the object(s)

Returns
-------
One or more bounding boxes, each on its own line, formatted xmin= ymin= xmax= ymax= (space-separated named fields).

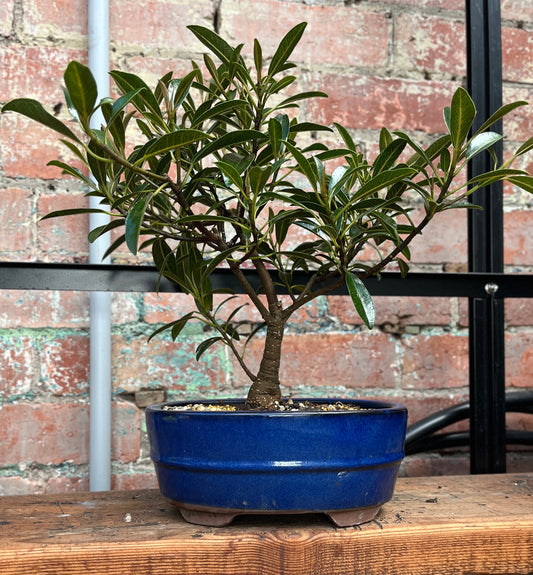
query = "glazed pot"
xmin=145 ymin=398 xmax=407 ymax=527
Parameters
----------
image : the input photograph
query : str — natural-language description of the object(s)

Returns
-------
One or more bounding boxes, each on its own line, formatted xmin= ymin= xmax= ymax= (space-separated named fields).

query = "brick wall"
xmin=0 ymin=0 xmax=532 ymax=494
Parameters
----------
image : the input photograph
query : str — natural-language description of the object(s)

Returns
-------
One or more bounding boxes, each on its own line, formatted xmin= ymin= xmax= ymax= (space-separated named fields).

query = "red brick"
xmin=329 ymin=296 xmax=452 ymax=327
xmin=502 ymin=26 xmax=533 ymax=83
xmin=23 ymin=0 xmax=87 ymax=39
xmin=45 ymin=476 xmax=89 ymax=494
xmin=220 ymin=0 xmax=389 ymax=68
xmin=502 ymin=84 xmax=533 ymax=143
xmin=112 ymin=401 xmax=141 ymax=463
xmin=144 ymin=292 xmax=320 ymax=326
xmin=0 ymin=402 xmax=89 ymax=465
xmin=110 ymin=0 xmax=213 ymax=51
xmin=0 ymin=291 xmax=89 ymax=328
xmin=394 ymin=13 xmax=466 ymax=77
xmin=307 ymin=75 xmax=456 ymax=134
xmin=0 ymin=336 xmax=34 ymax=396
xmin=40 ymin=334 xmax=90 ymax=396
xmin=406 ymin=208 xmax=467 ymax=265
xmin=402 ymin=334 xmax=469 ymax=390
xmin=0 ymin=189 xmax=33 ymax=257
xmin=111 ymin=472 xmax=158 ymax=491
xmin=0 ymin=45 xmax=85 ymax=105
xmin=504 ymin=209 xmax=533 ymax=266
xmin=37 ymin=192 xmax=90 ymax=258
xmin=232 ymin=332 xmax=398 ymax=391
xmin=505 ymin=299 xmax=533 ymax=327
xmin=0 ymin=476 xmax=43 ymax=496
xmin=505 ymin=332 xmax=533 ymax=388
xmin=400 ymin=394 xmax=469 ymax=427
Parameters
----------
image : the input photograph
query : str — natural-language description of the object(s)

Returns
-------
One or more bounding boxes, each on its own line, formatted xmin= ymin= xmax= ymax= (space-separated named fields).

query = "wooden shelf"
xmin=0 ymin=473 xmax=531 ymax=574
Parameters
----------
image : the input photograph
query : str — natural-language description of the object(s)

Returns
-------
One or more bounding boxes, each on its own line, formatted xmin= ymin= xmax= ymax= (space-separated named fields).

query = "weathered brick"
xmin=110 ymin=0 xmax=213 ymax=52
xmin=37 ymin=192 xmax=90 ymax=258
xmin=0 ymin=475 xmax=44 ymax=496
xmin=505 ymin=332 xmax=533 ymax=388
xmin=23 ymin=0 xmax=88 ymax=40
xmin=112 ymin=333 xmax=226 ymax=395
xmin=306 ymin=74 xmax=457 ymax=134
xmin=0 ymin=402 xmax=90 ymax=465
xmin=402 ymin=333 xmax=469 ymax=390
xmin=112 ymin=400 xmax=141 ymax=463
xmin=232 ymin=332 xmax=399 ymax=391
xmin=504 ymin=209 xmax=533 ymax=266
xmin=394 ymin=13 xmax=466 ymax=77
xmin=220 ymin=0 xmax=389 ymax=68
xmin=0 ymin=188 xmax=33 ymax=257
xmin=0 ymin=335 xmax=34 ymax=397
xmin=501 ymin=0 xmax=533 ymax=22
xmin=0 ymin=0 xmax=14 ymax=38
xmin=111 ymin=472 xmax=158 ymax=491
xmin=45 ymin=475 xmax=89 ymax=494
xmin=329 ymin=295 xmax=452 ymax=327
xmin=40 ymin=334 xmax=90 ymax=396
xmin=502 ymin=26 xmax=533 ymax=84
xmin=0 ymin=291 xmax=89 ymax=328
xmin=505 ymin=299 xmax=533 ymax=327
xmin=144 ymin=292 xmax=320 ymax=326
xmin=0 ymin=45 xmax=85 ymax=104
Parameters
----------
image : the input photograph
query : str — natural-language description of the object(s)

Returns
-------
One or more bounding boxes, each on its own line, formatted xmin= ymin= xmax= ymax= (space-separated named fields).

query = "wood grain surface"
xmin=0 ymin=473 xmax=531 ymax=574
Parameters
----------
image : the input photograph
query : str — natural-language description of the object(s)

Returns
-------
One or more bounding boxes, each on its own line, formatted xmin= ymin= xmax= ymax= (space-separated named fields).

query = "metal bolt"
xmin=485 ymin=283 xmax=499 ymax=295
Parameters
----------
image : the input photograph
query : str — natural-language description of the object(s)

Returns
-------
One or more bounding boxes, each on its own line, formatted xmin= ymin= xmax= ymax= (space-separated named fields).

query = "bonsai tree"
xmin=3 ymin=23 xmax=533 ymax=408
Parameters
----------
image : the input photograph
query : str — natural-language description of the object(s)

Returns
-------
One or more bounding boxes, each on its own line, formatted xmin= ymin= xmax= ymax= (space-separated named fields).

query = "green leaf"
xmin=345 ymin=272 xmax=375 ymax=329
xmin=449 ymin=87 xmax=476 ymax=149
xmin=2 ymin=98 xmax=81 ymax=142
xmin=267 ymin=22 xmax=307 ymax=77
xmin=141 ymin=129 xmax=209 ymax=160
xmin=254 ymin=38 xmax=263 ymax=78
xmin=474 ymin=100 xmax=528 ymax=135
xmin=109 ymin=70 xmax=163 ymax=122
xmin=125 ymin=193 xmax=152 ymax=254
xmin=277 ymin=91 xmax=328 ymax=108
xmin=196 ymin=337 xmax=223 ymax=361
xmin=188 ymin=25 xmax=235 ymax=64
xmin=355 ymin=167 xmax=415 ymax=198
xmin=515 ymin=136 xmax=533 ymax=157
xmin=64 ymin=61 xmax=98 ymax=125
xmin=373 ymin=139 xmax=407 ymax=175
xmin=193 ymin=129 xmax=267 ymax=162
xmin=466 ymin=131 xmax=503 ymax=160
xmin=40 ymin=207 xmax=107 ymax=221
xmin=508 ymin=175 xmax=533 ymax=194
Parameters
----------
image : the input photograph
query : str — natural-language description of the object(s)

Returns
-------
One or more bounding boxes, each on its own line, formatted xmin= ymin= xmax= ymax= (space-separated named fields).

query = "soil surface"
xmin=162 ymin=399 xmax=366 ymax=413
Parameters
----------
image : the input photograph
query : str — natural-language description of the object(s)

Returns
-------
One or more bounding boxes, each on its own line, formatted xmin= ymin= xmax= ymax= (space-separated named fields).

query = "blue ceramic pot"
xmin=145 ymin=398 xmax=407 ymax=526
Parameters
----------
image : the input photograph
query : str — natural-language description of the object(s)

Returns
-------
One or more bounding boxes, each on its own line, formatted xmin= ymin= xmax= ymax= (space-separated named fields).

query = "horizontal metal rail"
xmin=0 ymin=262 xmax=532 ymax=299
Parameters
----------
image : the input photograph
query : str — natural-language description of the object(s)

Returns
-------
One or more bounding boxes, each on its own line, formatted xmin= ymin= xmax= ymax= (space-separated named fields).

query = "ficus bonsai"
xmin=3 ymin=23 xmax=533 ymax=409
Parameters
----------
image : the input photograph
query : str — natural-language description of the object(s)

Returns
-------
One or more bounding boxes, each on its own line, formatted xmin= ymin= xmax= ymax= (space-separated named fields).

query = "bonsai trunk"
xmin=246 ymin=310 xmax=284 ymax=409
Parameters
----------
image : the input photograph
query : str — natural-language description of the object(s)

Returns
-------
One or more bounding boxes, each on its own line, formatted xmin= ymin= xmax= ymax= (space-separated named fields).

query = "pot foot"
xmin=326 ymin=504 xmax=381 ymax=527
xmin=179 ymin=508 xmax=237 ymax=527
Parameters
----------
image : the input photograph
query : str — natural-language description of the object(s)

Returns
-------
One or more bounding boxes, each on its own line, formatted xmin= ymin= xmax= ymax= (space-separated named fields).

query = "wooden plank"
xmin=0 ymin=473 xmax=531 ymax=575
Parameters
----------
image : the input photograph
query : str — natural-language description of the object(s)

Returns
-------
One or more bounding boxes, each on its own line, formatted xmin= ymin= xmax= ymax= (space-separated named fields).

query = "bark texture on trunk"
xmin=246 ymin=307 xmax=284 ymax=409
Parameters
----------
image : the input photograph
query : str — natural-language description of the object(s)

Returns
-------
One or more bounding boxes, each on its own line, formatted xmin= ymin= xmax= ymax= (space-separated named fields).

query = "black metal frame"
xmin=0 ymin=0 xmax=531 ymax=473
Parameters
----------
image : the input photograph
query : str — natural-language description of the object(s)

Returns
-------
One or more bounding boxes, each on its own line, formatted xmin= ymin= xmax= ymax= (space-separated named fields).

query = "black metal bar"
xmin=1 ymin=262 xmax=533 ymax=298
xmin=466 ymin=0 xmax=507 ymax=474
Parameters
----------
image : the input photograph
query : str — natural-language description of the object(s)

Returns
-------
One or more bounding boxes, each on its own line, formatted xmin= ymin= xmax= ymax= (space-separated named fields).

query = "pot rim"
xmin=146 ymin=397 xmax=407 ymax=416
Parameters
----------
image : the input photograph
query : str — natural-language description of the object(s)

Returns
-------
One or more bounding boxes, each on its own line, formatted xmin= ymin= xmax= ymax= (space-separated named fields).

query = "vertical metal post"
xmin=466 ymin=0 xmax=507 ymax=473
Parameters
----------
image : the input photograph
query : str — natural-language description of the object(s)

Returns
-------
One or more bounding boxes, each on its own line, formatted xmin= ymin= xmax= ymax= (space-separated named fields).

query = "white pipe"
xmin=88 ymin=0 xmax=111 ymax=491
